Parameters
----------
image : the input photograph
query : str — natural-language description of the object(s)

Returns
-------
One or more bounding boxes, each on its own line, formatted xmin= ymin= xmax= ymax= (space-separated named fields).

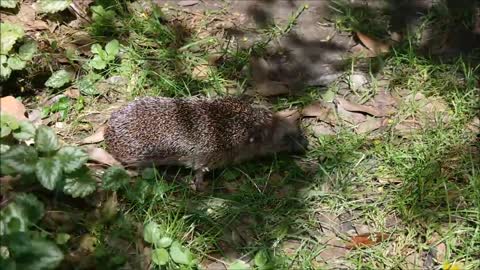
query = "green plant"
xmin=0 ymin=116 xmax=95 ymax=198
xmin=45 ymin=69 xmax=74 ymax=89
xmin=0 ymin=23 xmax=37 ymax=80
xmin=143 ymin=221 xmax=198 ymax=268
xmin=88 ymin=39 xmax=120 ymax=70
xmin=0 ymin=0 xmax=18 ymax=8
xmin=0 ymin=193 xmax=64 ymax=270
xmin=36 ymin=0 xmax=72 ymax=14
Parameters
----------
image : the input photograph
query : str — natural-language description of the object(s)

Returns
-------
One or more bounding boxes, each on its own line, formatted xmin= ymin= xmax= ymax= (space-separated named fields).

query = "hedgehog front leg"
xmin=192 ymin=168 xmax=208 ymax=191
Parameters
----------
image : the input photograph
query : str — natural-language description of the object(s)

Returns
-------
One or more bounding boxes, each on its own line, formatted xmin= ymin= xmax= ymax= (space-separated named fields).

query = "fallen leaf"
xmin=394 ymin=119 xmax=422 ymax=135
xmin=356 ymin=117 xmax=385 ymax=134
xmin=178 ymin=0 xmax=199 ymax=7
xmin=1 ymin=3 xmax=48 ymax=31
xmin=336 ymin=104 xmax=366 ymax=124
xmin=336 ymin=97 xmax=384 ymax=117
xmin=311 ymin=122 xmax=335 ymax=136
xmin=100 ymin=192 xmax=118 ymax=222
xmin=356 ymin=32 xmax=390 ymax=55
xmin=78 ymin=235 xmax=97 ymax=252
xmin=345 ymin=233 xmax=389 ymax=249
xmin=191 ymin=64 xmax=211 ymax=80
xmin=276 ymin=109 xmax=300 ymax=122
xmin=64 ymin=89 xmax=80 ymax=99
xmin=80 ymin=126 xmax=105 ymax=144
xmin=0 ymin=96 xmax=27 ymax=120
xmin=316 ymin=238 xmax=348 ymax=262
xmin=85 ymin=146 xmax=121 ymax=166
xmin=255 ymin=81 xmax=290 ymax=97
xmin=28 ymin=109 xmax=42 ymax=127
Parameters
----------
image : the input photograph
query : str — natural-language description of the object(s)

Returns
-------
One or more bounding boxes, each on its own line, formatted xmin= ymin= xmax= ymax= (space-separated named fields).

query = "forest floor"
xmin=0 ymin=0 xmax=479 ymax=269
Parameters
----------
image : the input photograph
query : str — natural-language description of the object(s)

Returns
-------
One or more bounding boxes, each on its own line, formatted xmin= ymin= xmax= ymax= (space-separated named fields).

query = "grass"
xmin=6 ymin=0 xmax=479 ymax=269
xmin=87 ymin=0 xmax=478 ymax=268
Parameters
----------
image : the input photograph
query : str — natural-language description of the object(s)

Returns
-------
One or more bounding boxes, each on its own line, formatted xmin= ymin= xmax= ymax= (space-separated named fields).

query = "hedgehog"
xmin=104 ymin=96 xmax=308 ymax=190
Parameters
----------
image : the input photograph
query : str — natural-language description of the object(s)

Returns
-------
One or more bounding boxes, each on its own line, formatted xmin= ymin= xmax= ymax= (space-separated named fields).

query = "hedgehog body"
xmin=104 ymin=96 xmax=308 ymax=188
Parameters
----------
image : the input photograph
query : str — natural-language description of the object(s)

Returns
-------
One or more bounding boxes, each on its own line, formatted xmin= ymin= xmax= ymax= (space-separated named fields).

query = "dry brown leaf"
xmin=356 ymin=32 xmax=390 ymax=55
xmin=336 ymin=105 xmax=366 ymax=124
xmin=256 ymin=81 xmax=290 ymax=97
xmin=2 ymin=4 xmax=48 ymax=31
xmin=345 ymin=233 xmax=389 ymax=249
xmin=80 ymin=126 xmax=105 ymax=144
xmin=0 ymin=96 xmax=27 ymax=121
xmin=85 ymin=146 xmax=121 ymax=166
xmin=311 ymin=122 xmax=335 ymax=136
xmin=336 ymin=97 xmax=384 ymax=117
xmin=191 ymin=64 xmax=211 ymax=80
xmin=64 ymin=89 xmax=80 ymax=99
xmin=276 ymin=109 xmax=300 ymax=122
xmin=178 ymin=0 xmax=200 ymax=6
xmin=394 ymin=119 xmax=422 ymax=135
xmin=356 ymin=118 xmax=386 ymax=134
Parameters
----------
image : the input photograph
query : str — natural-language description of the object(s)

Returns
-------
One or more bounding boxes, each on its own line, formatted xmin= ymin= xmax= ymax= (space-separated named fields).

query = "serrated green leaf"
xmin=37 ymin=0 xmax=72 ymax=14
xmin=77 ymin=73 xmax=101 ymax=96
xmin=35 ymin=157 xmax=62 ymax=190
xmin=0 ymin=55 xmax=12 ymax=79
xmin=169 ymin=241 xmax=193 ymax=265
xmin=7 ymin=55 xmax=26 ymax=70
xmin=102 ymin=166 xmax=129 ymax=191
xmin=35 ymin=125 xmax=60 ymax=153
xmin=12 ymin=121 xmax=35 ymax=141
xmin=105 ymin=39 xmax=119 ymax=57
xmin=1 ymin=145 xmax=38 ymax=174
xmin=89 ymin=55 xmax=107 ymax=70
xmin=0 ymin=23 xmax=24 ymax=55
xmin=63 ymin=167 xmax=96 ymax=198
xmin=0 ymin=193 xmax=44 ymax=235
xmin=1 ymin=113 xmax=19 ymax=130
xmin=45 ymin=69 xmax=73 ymax=88
xmin=152 ymin=248 xmax=169 ymax=266
xmin=22 ymin=239 xmax=63 ymax=270
xmin=228 ymin=260 xmax=251 ymax=270
xmin=56 ymin=146 xmax=88 ymax=173
xmin=143 ymin=222 xmax=161 ymax=244
xmin=18 ymin=40 xmax=37 ymax=61
xmin=0 ymin=0 xmax=18 ymax=8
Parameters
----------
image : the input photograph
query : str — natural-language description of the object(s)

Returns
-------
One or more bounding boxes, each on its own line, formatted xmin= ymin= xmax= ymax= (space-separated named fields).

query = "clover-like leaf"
xmin=12 ymin=120 xmax=36 ymax=141
xmin=102 ymin=166 xmax=129 ymax=191
xmin=63 ymin=167 xmax=96 ymax=198
xmin=157 ymin=236 xmax=173 ymax=248
xmin=18 ymin=40 xmax=37 ymax=61
xmin=45 ymin=69 xmax=73 ymax=89
xmin=0 ymin=23 xmax=24 ymax=55
xmin=37 ymin=0 xmax=72 ymax=14
xmin=35 ymin=125 xmax=60 ymax=153
xmin=254 ymin=250 xmax=269 ymax=267
xmin=56 ymin=146 xmax=88 ymax=173
xmin=89 ymin=55 xmax=107 ymax=70
xmin=152 ymin=248 xmax=170 ymax=266
xmin=0 ymin=0 xmax=18 ymax=8
xmin=169 ymin=241 xmax=193 ymax=265
xmin=143 ymin=222 xmax=161 ymax=244
xmin=7 ymin=56 xmax=26 ymax=70
xmin=105 ymin=39 xmax=120 ymax=58
xmin=90 ymin=43 xmax=103 ymax=55
xmin=1 ymin=145 xmax=38 ymax=174
xmin=35 ymin=157 xmax=62 ymax=190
